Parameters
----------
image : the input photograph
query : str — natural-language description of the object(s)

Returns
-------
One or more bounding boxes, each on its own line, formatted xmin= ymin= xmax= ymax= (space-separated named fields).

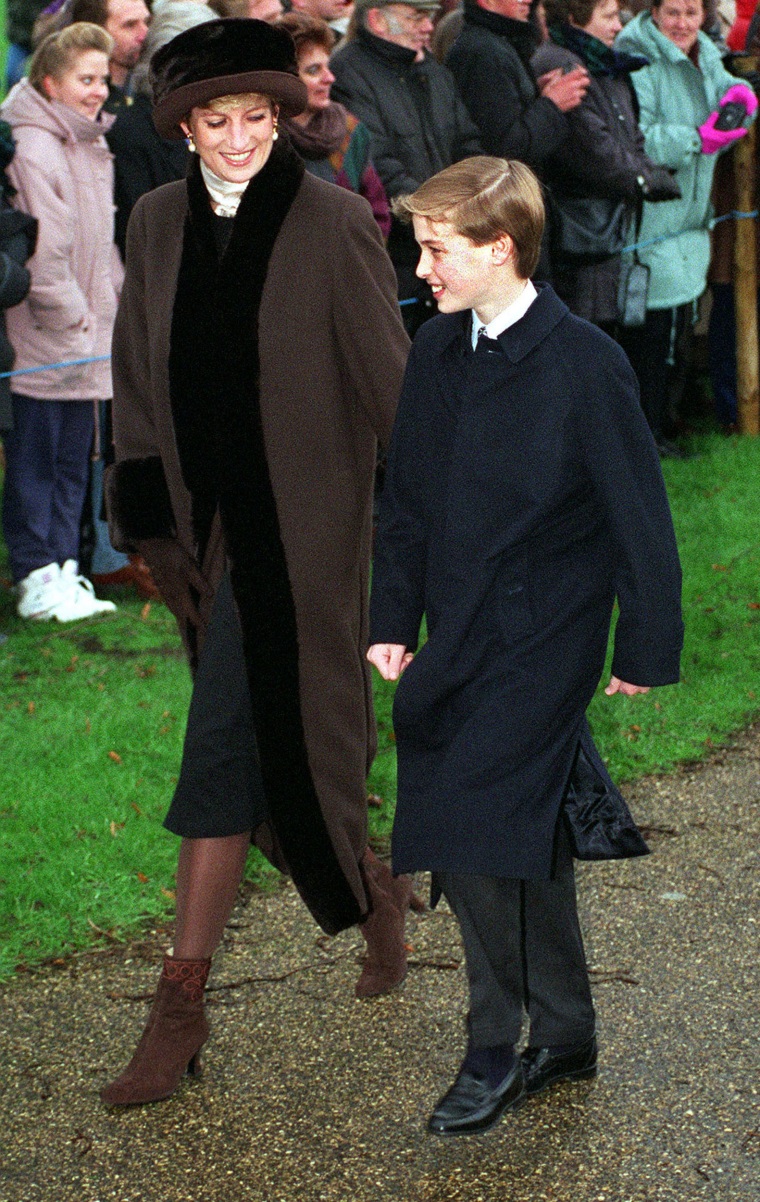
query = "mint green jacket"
xmin=616 ymin=12 xmax=745 ymax=309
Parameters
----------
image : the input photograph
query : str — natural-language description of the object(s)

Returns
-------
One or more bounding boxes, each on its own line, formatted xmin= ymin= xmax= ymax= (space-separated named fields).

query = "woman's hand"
xmin=539 ymin=66 xmax=590 ymax=113
xmin=367 ymin=643 xmax=414 ymax=681
xmin=134 ymin=537 xmax=213 ymax=629
xmin=605 ymin=675 xmax=651 ymax=696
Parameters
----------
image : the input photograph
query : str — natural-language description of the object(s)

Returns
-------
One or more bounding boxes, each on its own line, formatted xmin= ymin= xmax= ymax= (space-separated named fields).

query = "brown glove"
xmin=133 ymin=538 xmax=213 ymax=629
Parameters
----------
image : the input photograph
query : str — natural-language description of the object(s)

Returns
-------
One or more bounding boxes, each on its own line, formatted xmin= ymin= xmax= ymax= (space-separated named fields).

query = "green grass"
xmin=1 ymin=0 xmax=8 ymax=90
xmin=1 ymin=431 xmax=759 ymax=978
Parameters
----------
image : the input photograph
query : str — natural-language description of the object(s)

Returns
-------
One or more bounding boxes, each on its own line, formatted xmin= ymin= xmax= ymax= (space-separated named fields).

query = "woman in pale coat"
xmin=615 ymin=0 xmax=756 ymax=455
xmin=0 ymin=22 xmax=123 ymax=620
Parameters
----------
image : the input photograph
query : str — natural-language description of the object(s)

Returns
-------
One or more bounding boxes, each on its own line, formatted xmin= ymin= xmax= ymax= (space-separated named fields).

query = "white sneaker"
xmin=15 ymin=562 xmax=64 ymax=619
xmin=50 ymin=559 xmax=117 ymax=621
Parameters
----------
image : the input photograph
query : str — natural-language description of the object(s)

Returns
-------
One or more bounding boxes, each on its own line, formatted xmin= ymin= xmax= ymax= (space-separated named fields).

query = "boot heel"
xmin=187 ymin=1053 xmax=203 ymax=1078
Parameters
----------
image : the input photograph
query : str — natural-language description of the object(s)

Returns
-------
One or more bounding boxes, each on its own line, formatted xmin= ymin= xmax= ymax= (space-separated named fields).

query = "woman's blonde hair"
xmin=29 ymin=22 xmax=113 ymax=95
xmin=393 ymin=157 xmax=545 ymax=280
xmin=192 ymin=92 xmax=276 ymax=115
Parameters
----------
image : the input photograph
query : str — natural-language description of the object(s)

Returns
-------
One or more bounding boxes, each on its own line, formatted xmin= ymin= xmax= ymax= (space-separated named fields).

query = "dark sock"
xmin=463 ymin=1043 xmax=516 ymax=1088
xmin=529 ymin=1035 xmax=594 ymax=1056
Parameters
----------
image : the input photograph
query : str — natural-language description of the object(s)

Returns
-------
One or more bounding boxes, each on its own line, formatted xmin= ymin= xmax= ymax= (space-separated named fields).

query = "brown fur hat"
xmin=151 ymin=18 xmax=307 ymax=139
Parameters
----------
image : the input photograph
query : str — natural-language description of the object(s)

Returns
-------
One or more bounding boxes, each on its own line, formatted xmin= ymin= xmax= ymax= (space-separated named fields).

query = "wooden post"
xmin=732 ymin=57 xmax=759 ymax=435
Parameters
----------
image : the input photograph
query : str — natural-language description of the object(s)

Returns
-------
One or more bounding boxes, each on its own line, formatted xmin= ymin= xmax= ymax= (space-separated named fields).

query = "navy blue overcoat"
xmin=370 ymin=286 xmax=684 ymax=880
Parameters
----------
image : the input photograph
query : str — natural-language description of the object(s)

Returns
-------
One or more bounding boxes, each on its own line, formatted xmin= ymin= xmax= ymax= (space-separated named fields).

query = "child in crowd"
xmin=368 ymin=156 xmax=683 ymax=1136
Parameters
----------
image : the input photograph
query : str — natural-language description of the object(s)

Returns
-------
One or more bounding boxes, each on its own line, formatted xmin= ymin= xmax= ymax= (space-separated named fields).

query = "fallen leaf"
xmin=140 ymin=602 xmax=151 ymax=620
xmin=367 ymin=793 xmax=383 ymax=808
xmin=160 ymin=887 xmax=176 ymax=900
xmin=711 ymin=564 xmax=728 ymax=572
xmin=130 ymin=802 xmax=142 ymax=816
xmin=137 ymin=871 xmax=149 ymax=884
xmin=84 ymin=718 xmax=91 ymax=733
xmin=108 ymin=750 xmax=122 ymax=764
xmin=109 ymin=821 xmax=125 ymax=837
xmin=65 ymin=656 xmax=78 ymax=673
xmin=631 ymin=724 xmax=641 ymax=733
xmin=27 ymin=701 xmax=35 ymax=715
xmin=749 ymin=603 xmax=760 ymax=610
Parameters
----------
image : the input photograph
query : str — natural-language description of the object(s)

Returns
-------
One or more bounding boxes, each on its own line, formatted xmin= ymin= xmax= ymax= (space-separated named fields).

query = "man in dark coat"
xmin=369 ymin=156 xmax=683 ymax=1136
xmin=331 ymin=0 xmax=481 ymax=329
xmin=446 ymin=0 xmax=588 ymax=169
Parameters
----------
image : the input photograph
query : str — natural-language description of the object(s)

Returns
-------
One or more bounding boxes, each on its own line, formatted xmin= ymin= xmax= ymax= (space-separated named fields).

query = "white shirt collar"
xmin=471 ymin=280 xmax=538 ymax=349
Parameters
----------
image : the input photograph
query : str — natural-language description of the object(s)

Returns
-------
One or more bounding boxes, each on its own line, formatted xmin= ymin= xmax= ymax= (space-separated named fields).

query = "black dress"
xmin=165 ymin=570 xmax=268 ymax=838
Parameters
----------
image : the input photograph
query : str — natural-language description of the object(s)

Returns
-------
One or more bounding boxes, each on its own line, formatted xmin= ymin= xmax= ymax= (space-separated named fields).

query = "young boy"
xmin=368 ymin=157 xmax=684 ymax=1137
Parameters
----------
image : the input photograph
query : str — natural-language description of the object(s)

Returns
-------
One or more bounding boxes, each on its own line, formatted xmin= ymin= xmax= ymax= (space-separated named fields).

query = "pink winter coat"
xmin=0 ymin=79 xmax=123 ymax=400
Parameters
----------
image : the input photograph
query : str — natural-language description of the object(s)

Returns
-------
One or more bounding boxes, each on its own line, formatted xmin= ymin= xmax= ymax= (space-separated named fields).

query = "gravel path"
xmin=1 ymin=728 xmax=758 ymax=1202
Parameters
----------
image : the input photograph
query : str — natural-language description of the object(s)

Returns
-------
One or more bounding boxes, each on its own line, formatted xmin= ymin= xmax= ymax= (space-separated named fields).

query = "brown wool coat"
xmin=106 ymin=145 xmax=409 ymax=934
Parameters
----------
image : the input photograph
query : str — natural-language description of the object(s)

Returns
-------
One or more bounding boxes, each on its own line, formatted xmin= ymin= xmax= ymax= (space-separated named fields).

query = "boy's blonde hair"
xmin=393 ymin=157 xmax=545 ymax=280
xmin=29 ymin=22 xmax=113 ymax=95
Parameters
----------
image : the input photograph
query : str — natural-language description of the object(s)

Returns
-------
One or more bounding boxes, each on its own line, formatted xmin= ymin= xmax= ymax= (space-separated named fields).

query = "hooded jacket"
xmin=0 ymin=79 xmax=123 ymax=399
xmin=615 ymin=11 xmax=744 ymax=310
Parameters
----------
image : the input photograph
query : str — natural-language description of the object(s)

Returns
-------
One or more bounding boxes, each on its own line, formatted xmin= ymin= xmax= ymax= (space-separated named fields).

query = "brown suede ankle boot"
xmin=355 ymin=848 xmax=424 ymax=999
xmin=100 ymin=955 xmax=211 ymax=1106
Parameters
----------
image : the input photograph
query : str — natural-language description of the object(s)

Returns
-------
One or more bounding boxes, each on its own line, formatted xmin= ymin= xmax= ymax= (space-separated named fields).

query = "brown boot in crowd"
xmin=355 ymin=847 xmax=424 ymax=999
xmin=100 ymin=955 xmax=211 ymax=1106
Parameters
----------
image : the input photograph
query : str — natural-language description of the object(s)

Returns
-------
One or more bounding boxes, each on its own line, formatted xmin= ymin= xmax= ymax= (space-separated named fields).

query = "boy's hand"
xmin=605 ymin=675 xmax=651 ymax=697
xmin=367 ymin=643 xmax=414 ymax=681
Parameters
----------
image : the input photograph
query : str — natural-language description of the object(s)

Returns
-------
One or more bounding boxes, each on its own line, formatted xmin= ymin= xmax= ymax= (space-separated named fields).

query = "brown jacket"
xmin=106 ymin=143 xmax=409 ymax=933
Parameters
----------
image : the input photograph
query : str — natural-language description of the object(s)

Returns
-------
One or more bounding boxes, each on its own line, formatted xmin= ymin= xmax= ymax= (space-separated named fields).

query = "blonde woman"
xmin=1 ymin=23 xmax=122 ymax=620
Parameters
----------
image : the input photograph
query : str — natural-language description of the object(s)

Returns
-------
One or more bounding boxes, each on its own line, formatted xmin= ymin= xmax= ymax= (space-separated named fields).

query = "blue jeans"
xmin=89 ymin=400 xmax=129 ymax=575
xmin=1 ymin=394 xmax=94 ymax=583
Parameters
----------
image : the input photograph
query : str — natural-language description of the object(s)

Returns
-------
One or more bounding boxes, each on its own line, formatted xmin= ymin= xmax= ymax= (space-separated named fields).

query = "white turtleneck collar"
xmin=199 ymin=159 xmax=250 ymax=218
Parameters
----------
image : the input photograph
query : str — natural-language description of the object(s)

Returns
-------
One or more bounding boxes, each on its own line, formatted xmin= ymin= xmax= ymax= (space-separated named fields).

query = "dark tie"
xmin=475 ymin=326 xmax=500 ymax=354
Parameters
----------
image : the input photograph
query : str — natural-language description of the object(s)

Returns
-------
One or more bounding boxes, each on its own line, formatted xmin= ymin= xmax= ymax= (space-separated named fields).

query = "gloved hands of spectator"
xmin=638 ymin=165 xmax=682 ymax=202
xmin=698 ymin=110 xmax=748 ymax=154
xmin=538 ymin=66 xmax=589 ymax=113
xmin=720 ymin=82 xmax=758 ymax=116
xmin=133 ymin=537 xmax=213 ymax=628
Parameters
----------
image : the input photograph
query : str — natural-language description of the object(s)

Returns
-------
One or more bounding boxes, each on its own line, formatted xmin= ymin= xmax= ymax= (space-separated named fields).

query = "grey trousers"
xmin=437 ymin=826 xmax=595 ymax=1049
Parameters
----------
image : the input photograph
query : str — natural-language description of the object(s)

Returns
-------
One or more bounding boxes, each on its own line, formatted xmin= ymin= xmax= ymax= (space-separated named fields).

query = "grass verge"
xmin=1 ymin=431 xmax=759 ymax=978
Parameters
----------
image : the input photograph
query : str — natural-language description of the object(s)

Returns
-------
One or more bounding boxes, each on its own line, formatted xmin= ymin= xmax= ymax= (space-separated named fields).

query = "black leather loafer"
xmin=521 ymin=1035 xmax=598 ymax=1096
xmin=427 ymin=1061 xmax=527 ymax=1136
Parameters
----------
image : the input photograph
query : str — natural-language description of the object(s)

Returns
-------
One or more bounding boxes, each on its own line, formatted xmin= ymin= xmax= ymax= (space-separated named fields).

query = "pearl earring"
xmin=186 ymin=135 xmax=196 ymax=153
xmin=272 ymin=118 xmax=279 ymax=142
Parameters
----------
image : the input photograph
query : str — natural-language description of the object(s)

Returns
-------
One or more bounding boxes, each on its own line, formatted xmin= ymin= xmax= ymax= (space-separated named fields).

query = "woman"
xmin=102 ymin=19 xmax=411 ymax=1107
xmin=532 ymin=0 xmax=681 ymax=328
xmin=615 ymin=0 xmax=756 ymax=455
xmin=277 ymin=11 xmax=390 ymax=237
xmin=0 ymin=23 xmax=121 ymax=621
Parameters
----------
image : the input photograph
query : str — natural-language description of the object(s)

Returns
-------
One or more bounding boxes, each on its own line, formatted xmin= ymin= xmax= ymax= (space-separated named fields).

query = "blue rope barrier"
xmin=622 ymin=208 xmax=759 ymax=256
xmin=0 ymin=354 xmax=110 ymax=380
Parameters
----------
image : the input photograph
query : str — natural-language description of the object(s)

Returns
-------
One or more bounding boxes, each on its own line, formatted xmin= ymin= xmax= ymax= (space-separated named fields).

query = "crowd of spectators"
xmin=0 ymin=0 xmax=758 ymax=622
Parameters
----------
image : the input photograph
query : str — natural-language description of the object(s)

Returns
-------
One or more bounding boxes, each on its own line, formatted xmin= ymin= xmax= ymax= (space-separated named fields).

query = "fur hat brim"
xmin=151 ymin=19 xmax=308 ymax=140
